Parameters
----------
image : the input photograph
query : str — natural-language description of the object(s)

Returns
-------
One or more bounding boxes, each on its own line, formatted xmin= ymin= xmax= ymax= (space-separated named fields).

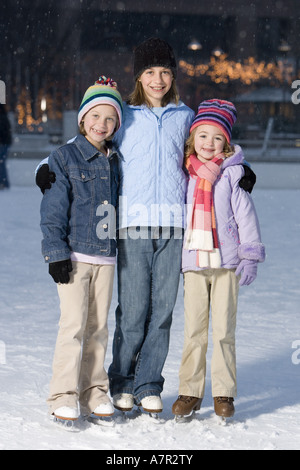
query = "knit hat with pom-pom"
xmin=78 ymin=76 xmax=123 ymax=129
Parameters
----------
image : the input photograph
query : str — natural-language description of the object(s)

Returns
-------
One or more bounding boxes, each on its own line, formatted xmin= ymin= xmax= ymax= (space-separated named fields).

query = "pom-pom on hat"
xmin=190 ymin=99 xmax=237 ymax=143
xmin=78 ymin=76 xmax=123 ymax=129
xmin=133 ymin=37 xmax=177 ymax=79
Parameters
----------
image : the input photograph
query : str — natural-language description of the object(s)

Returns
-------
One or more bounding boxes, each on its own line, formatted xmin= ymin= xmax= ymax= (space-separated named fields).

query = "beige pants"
xmin=47 ymin=261 xmax=115 ymax=415
xmin=179 ymin=268 xmax=240 ymax=399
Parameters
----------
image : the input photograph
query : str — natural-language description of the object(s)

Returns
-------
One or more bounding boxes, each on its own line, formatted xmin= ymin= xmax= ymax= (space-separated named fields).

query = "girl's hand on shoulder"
xmin=36 ymin=164 xmax=56 ymax=194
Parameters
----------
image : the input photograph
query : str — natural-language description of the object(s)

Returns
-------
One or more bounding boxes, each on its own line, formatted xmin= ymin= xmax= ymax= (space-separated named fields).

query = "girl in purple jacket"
xmin=172 ymin=99 xmax=265 ymax=421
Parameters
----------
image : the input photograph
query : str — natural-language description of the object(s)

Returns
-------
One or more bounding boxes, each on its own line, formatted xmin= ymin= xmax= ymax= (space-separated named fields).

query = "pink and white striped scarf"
xmin=184 ymin=153 xmax=224 ymax=268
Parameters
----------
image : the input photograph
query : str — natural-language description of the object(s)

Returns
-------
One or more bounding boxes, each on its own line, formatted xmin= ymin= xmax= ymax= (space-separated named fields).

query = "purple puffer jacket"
xmin=182 ymin=145 xmax=265 ymax=272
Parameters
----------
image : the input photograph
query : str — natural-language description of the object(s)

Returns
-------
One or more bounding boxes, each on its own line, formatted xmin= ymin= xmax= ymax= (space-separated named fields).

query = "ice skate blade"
xmin=216 ymin=415 xmax=232 ymax=426
xmin=113 ymin=409 xmax=137 ymax=423
xmin=148 ymin=412 xmax=160 ymax=419
xmin=114 ymin=410 xmax=131 ymax=422
xmin=140 ymin=408 xmax=164 ymax=422
xmin=174 ymin=410 xmax=196 ymax=423
xmin=143 ymin=409 xmax=163 ymax=415
xmin=128 ymin=406 xmax=164 ymax=422
xmin=88 ymin=414 xmax=115 ymax=427
xmin=53 ymin=416 xmax=80 ymax=432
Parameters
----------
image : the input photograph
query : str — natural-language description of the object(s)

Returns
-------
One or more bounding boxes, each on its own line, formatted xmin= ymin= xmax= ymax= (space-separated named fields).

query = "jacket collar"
xmin=222 ymin=144 xmax=245 ymax=169
xmin=126 ymin=100 xmax=186 ymax=112
xmin=74 ymin=134 xmax=117 ymax=161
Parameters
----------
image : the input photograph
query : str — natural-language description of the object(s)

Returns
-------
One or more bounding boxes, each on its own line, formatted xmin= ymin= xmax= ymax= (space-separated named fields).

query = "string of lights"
xmin=179 ymin=54 xmax=287 ymax=85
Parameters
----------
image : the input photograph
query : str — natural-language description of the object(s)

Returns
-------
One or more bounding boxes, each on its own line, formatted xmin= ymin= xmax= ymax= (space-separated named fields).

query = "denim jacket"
xmin=40 ymin=134 xmax=119 ymax=263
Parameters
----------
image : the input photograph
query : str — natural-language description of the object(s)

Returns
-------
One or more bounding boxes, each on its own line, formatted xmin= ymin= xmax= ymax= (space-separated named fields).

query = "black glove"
xmin=36 ymin=164 xmax=56 ymax=194
xmin=49 ymin=259 xmax=73 ymax=284
xmin=239 ymin=165 xmax=256 ymax=194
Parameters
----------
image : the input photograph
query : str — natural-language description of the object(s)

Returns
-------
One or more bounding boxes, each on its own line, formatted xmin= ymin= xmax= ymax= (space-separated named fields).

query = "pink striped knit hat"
xmin=190 ymin=99 xmax=237 ymax=143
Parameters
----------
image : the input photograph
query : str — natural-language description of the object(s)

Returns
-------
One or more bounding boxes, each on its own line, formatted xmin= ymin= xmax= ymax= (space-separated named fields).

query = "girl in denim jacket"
xmin=40 ymin=77 xmax=122 ymax=425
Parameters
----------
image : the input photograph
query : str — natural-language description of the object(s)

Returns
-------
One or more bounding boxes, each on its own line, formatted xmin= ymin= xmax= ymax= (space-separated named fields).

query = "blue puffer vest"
xmin=113 ymin=101 xmax=194 ymax=228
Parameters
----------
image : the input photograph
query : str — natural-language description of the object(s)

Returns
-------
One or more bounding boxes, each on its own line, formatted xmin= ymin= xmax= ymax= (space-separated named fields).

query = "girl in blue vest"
xmin=108 ymin=38 xmax=194 ymax=415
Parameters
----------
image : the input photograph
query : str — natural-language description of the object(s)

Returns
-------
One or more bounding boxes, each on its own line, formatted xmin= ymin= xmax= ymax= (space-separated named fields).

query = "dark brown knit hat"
xmin=133 ymin=37 xmax=177 ymax=79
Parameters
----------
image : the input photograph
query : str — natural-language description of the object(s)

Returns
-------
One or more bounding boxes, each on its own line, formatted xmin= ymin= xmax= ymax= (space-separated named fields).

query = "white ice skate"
xmin=113 ymin=393 xmax=134 ymax=414
xmin=138 ymin=396 xmax=163 ymax=419
xmin=52 ymin=406 xmax=79 ymax=431
xmin=89 ymin=401 xmax=115 ymax=427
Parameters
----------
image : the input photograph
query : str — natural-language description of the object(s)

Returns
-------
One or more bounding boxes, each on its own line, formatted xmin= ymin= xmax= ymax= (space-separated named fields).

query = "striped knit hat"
xmin=78 ymin=76 xmax=123 ymax=129
xmin=190 ymin=99 xmax=237 ymax=143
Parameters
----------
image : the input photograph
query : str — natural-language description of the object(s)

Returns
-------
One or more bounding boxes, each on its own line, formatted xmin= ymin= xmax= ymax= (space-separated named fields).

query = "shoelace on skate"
xmin=215 ymin=397 xmax=234 ymax=404
xmin=178 ymin=395 xmax=198 ymax=403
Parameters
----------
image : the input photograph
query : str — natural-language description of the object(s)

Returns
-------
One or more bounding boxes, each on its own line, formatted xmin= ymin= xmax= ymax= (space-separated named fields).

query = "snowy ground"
xmin=0 ymin=166 xmax=300 ymax=450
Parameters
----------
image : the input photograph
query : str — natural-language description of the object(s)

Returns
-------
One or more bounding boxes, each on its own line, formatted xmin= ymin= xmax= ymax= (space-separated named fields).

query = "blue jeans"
xmin=0 ymin=145 xmax=9 ymax=188
xmin=108 ymin=227 xmax=183 ymax=403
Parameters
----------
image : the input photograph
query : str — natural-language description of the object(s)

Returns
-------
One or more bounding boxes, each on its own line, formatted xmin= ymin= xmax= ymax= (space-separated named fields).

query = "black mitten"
xmin=49 ymin=259 xmax=73 ymax=284
xmin=239 ymin=165 xmax=256 ymax=194
xmin=36 ymin=164 xmax=56 ymax=194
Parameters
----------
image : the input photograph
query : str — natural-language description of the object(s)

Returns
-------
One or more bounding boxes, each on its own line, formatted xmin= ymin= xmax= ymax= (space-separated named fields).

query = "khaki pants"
xmin=179 ymin=268 xmax=240 ymax=399
xmin=47 ymin=261 xmax=115 ymax=415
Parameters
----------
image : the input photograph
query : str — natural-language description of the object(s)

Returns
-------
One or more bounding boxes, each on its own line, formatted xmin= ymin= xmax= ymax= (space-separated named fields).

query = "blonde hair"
xmin=128 ymin=75 xmax=179 ymax=107
xmin=185 ymin=127 xmax=234 ymax=160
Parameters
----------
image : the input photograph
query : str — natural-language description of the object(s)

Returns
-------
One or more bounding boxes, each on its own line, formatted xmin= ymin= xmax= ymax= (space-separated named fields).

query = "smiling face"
xmin=138 ymin=67 xmax=173 ymax=107
xmin=82 ymin=104 xmax=118 ymax=150
xmin=193 ymin=124 xmax=226 ymax=162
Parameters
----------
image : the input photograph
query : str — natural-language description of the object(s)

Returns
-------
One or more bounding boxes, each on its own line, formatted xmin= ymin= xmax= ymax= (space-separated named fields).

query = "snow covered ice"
xmin=0 ymin=163 xmax=300 ymax=450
